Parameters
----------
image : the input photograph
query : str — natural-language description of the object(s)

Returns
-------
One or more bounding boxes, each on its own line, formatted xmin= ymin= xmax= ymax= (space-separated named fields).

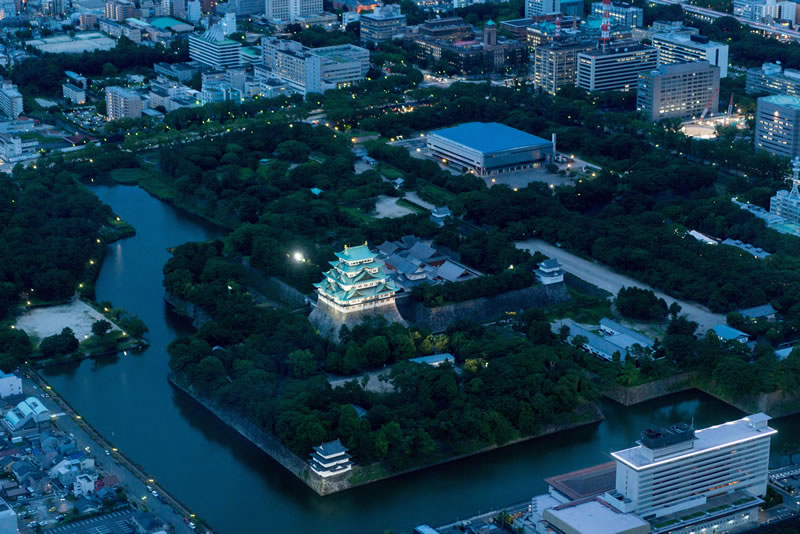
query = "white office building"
xmin=189 ymin=25 xmax=242 ymax=69
xmin=609 ymin=414 xmax=775 ymax=519
xmin=770 ymin=157 xmax=800 ymax=223
xmin=651 ymin=32 xmax=729 ymax=78
xmin=734 ymin=0 xmax=797 ymax=23
xmin=755 ymin=94 xmax=800 ymax=158
xmin=0 ymin=81 xmax=23 ymax=119
xmin=261 ymin=38 xmax=369 ymax=95
xmin=590 ymin=1 xmax=644 ymax=27
xmin=526 ymin=0 xmax=559 ymax=17
xmin=0 ymin=371 xmax=20 ymax=399
xmin=266 ymin=0 xmax=323 ymax=22
xmin=577 ymin=42 xmax=659 ymax=92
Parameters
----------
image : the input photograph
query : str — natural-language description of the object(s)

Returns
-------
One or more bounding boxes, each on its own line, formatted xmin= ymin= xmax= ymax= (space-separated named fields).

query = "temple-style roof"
xmin=334 ymin=244 xmax=376 ymax=263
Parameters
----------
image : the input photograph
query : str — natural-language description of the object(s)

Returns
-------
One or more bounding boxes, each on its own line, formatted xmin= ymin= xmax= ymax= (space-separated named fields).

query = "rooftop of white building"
xmin=612 ymin=413 xmax=776 ymax=470
xmin=544 ymin=498 xmax=650 ymax=534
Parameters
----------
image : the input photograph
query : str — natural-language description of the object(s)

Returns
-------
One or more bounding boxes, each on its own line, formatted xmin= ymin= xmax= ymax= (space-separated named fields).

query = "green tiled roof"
xmin=335 ymin=245 xmax=376 ymax=262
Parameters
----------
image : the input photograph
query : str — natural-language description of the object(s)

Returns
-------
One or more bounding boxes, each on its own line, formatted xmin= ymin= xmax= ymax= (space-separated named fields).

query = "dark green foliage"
xmin=616 ymin=287 xmax=668 ymax=321
xmin=39 ymin=327 xmax=79 ymax=358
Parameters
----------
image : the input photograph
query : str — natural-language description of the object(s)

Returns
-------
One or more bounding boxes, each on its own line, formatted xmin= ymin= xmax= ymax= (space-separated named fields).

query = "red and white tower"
xmin=600 ymin=0 xmax=611 ymax=49
xmin=555 ymin=16 xmax=561 ymax=39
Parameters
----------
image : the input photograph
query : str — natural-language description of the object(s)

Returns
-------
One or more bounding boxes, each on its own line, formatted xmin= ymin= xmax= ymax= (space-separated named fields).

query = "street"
xmin=517 ymin=239 xmax=726 ymax=332
xmin=22 ymin=374 xmax=204 ymax=534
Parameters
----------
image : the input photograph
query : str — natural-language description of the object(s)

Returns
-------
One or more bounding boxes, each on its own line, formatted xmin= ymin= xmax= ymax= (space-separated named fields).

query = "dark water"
xmin=40 ymin=184 xmax=800 ymax=534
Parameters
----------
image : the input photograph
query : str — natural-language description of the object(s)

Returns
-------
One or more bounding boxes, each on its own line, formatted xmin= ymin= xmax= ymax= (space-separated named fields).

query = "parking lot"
xmin=46 ymin=510 xmax=134 ymax=534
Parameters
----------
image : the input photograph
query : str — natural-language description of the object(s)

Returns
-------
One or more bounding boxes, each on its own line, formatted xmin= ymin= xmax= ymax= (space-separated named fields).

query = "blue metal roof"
xmin=409 ymin=353 xmax=455 ymax=365
xmin=710 ymin=324 xmax=748 ymax=341
xmin=430 ymin=122 xmax=551 ymax=155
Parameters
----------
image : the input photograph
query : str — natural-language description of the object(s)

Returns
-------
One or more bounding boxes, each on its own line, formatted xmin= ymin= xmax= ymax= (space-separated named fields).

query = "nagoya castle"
xmin=310 ymin=244 xmax=404 ymax=339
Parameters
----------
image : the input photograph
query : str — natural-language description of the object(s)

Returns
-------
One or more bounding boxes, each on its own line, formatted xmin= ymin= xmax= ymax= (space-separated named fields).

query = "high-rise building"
xmin=261 ymin=37 xmax=369 ymax=95
xmin=187 ymin=0 xmax=201 ymax=21
xmin=533 ymin=38 xmax=594 ymax=94
xmin=770 ymin=157 xmax=800 ymax=223
xmin=733 ymin=0 xmax=797 ymax=22
xmin=755 ymin=94 xmax=800 ymax=158
xmin=590 ymin=1 xmax=643 ymax=27
xmin=525 ymin=0 xmax=559 ymax=17
xmin=577 ymin=41 xmax=658 ymax=92
xmin=0 ymin=81 xmax=23 ymax=119
xmin=105 ymin=86 xmax=142 ymax=120
xmin=609 ymin=414 xmax=775 ymax=519
xmin=637 ymin=61 xmax=720 ymax=122
xmin=221 ymin=11 xmax=236 ymax=35
xmin=266 ymin=0 xmax=323 ymax=21
xmin=560 ymin=0 xmax=583 ymax=17
xmin=360 ymin=4 xmax=406 ymax=44
xmin=0 ymin=0 xmax=15 ymax=19
xmin=189 ymin=25 xmax=242 ymax=69
xmin=746 ymin=62 xmax=800 ymax=96
xmin=651 ymin=32 xmax=729 ymax=78
xmin=172 ymin=0 xmax=186 ymax=18
xmin=104 ymin=0 xmax=135 ymax=21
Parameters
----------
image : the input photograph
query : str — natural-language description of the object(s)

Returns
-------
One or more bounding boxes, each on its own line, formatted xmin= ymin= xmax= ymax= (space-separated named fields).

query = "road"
xmin=516 ymin=239 xmax=726 ymax=333
xmin=23 ymin=373 xmax=204 ymax=534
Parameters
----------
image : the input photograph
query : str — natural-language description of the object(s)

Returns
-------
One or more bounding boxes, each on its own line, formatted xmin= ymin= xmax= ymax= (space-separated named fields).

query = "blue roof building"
xmin=709 ymin=324 xmax=750 ymax=343
xmin=409 ymin=353 xmax=455 ymax=367
xmin=427 ymin=122 xmax=553 ymax=177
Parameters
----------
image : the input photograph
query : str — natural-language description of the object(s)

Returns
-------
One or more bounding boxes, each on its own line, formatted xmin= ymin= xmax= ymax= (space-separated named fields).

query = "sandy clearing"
xmin=15 ymin=300 xmax=119 ymax=344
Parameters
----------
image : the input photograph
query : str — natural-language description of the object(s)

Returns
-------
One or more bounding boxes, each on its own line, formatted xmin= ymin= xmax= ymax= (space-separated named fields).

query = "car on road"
xmin=146 ymin=485 xmax=152 ymax=492
xmin=188 ymin=522 xmax=196 ymax=530
xmin=105 ymin=449 xmax=110 ymax=456
xmin=151 ymin=491 xmax=158 ymax=497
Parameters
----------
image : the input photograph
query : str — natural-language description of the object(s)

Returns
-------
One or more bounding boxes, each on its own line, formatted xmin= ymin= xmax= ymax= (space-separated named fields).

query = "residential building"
xmin=533 ymin=38 xmax=594 ymax=94
xmin=746 ymin=62 xmax=800 ymax=96
xmin=0 ymin=134 xmax=36 ymax=163
xmin=651 ymin=33 xmax=729 ymax=78
xmin=360 ymin=4 xmax=406 ymax=44
xmin=610 ymin=414 xmax=774 ymax=519
xmin=105 ymin=86 xmax=142 ymax=120
xmin=0 ymin=81 xmax=22 ymax=119
xmin=590 ymin=1 xmax=643 ymax=27
xmin=709 ymin=324 xmax=750 ymax=342
xmin=739 ymin=303 xmax=777 ymax=321
xmin=755 ymin=94 xmax=800 ymax=158
xmin=189 ymin=25 xmax=242 ymax=69
xmin=314 ymin=245 xmax=398 ymax=312
xmin=535 ymin=258 xmax=564 ymax=285
xmin=104 ymin=0 xmax=135 ymax=20
xmin=78 ymin=14 xmax=98 ymax=30
xmin=63 ymin=71 xmax=88 ymax=105
xmin=577 ymin=41 xmax=658 ymax=92
xmin=637 ymin=61 xmax=720 ymax=121
xmin=427 ymin=122 xmax=552 ymax=176
xmin=770 ymin=157 xmax=800 ymax=223
xmin=309 ymin=439 xmax=353 ymax=477
xmin=0 ymin=372 xmax=20 ymax=399
xmin=72 ymin=473 xmax=97 ymax=497
xmin=525 ymin=0 xmax=559 ymax=17
xmin=261 ymin=38 xmax=369 ymax=95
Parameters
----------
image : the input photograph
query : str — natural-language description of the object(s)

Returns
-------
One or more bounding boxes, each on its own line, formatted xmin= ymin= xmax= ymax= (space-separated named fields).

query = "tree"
xmin=91 ymin=320 xmax=112 ymax=337
xmin=101 ymin=62 xmax=118 ymax=76
xmin=288 ymin=349 xmax=316 ymax=378
xmin=364 ymin=336 xmax=389 ymax=367
xmin=39 ymin=328 xmax=79 ymax=358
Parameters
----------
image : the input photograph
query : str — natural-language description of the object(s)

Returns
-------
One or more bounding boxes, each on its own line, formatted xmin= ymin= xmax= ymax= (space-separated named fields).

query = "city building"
xmin=590 ymin=1 xmax=643 ymax=27
xmin=0 ymin=372 xmax=20 ymax=399
xmin=632 ymin=20 xmax=698 ymax=42
xmin=561 ymin=0 xmax=584 ymax=17
xmin=309 ymin=439 xmax=353 ymax=477
xmin=562 ymin=317 xmax=653 ymax=361
xmin=415 ymin=17 xmax=474 ymax=41
xmin=104 ymin=0 xmax=135 ymax=20
xmin=533 ymin=38 xmax=594 ymax=94
xmin=636 ymin=61 xmax=720 ymax=121
xmin=0 ymin=134 xmax=38 ymax=163
xmin=408 ymin=353 xmax=456 ymax=366
xmin=154 ymin=62 xmax=198 ymax=82
xmin=746 ymin=62 xmax=800 ymax=96
xmin=261 ymin=38 xmax=369 ymax=95
xmin=577 ymin=41 xmax=658 ymax=92
xmin=535 ymin=258 xmax=564 ymax=285
xmin=427 ymin=122 xmax=552 ymax=176
xmin=314 ymin=244 xmax=398 ymax=312
xmin=105 ymin=86 xmax=142 ymax=120
xmin=0 ymin=81 xmax=22 ymax=119
xmin=525 ymin=0 xmax=559 ymax=17
xmin=770 ymin=157 xmax=800 ymax=223
xmin=3 ymin=397 xmax=50 ymax=434
xmin=739 ymin=303 xmax=777 ymax=321
xmin=651 ymin=33 xmax=729 ymax=78
xmin=189 ymin=25 xmax=242 ymax=69
xmin=733 ymin=0 xmax=796 ymax=23
xmin=62 ymin=71 xmax=88 ymax=105
xmin=187 ymin=0 xmax=201 ymax=21
xmin=266 ymin=0 xmax=323 ymax=21
xmin=78 ymin=14 xmax=98 ymax=30
xmin=360 ymin=4 xmax=406 ymax=44
xmin=755 ymin=94 xmax=800 ymax=158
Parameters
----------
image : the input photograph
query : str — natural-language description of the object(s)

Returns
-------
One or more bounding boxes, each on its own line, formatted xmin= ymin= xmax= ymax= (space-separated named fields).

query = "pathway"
xmin=516 ymin=239 xmax=725 ymax=333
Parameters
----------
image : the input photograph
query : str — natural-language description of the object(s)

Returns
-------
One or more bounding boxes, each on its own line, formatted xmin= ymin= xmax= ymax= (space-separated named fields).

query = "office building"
xmin=755 ymin=94 xmax=800 ymax=158
xmin=746 ymin=62 xmax=800 ymax=96
xmin=770 ymin=157 xmax=800 ymax=223
xmin=187 ymin=0 xmax=201 ymax=21
xmin=262 ymin=38 xmax=369 ymax=95
xmin=427 ymin=122 xmax=552 ymax=176
xmin=533 ymin=38 xmax=594 ymax=94
xmin=561 ymin=0 xmax=583 ymax=17
xmin=266 ymin=0 xmax=323 ymax=21
xmin=0 ymin=371 xmax=21 ymax=398
xmin=0 ymin=134 xmax=37 ymax=163
xmin=105 ymin=86 xmax=142 ymax=120
xmin=62 ymin=71 xmax=88 ymax=105
xmin=0 ymin=81 xmax=22 ymax=119
xmin=104 ymin=0 xmax=135 ymax=20
xmin=577 ymin=41 xmax=658 ymax=92
xmin=734 ymin=0 xmax=797 ymax=22
xmin=609 ymin=415 xmax=774 ymax=519
xmin=525 ymin=0 xmax=559 ymax=17
xmin=360 ymin=4 xmax=406 ymax=44
xmin=637 ymin=61 xmax=720 ymax=121
xmin=189 ymin=25 xmax=242 ymax=69
xmin=651 ymin=32 xmax=729 ymax=78
xmin=590 ymin=1 xmax=643 ymax=27
xmin=416 ymin=17 xmax=474 ymax=41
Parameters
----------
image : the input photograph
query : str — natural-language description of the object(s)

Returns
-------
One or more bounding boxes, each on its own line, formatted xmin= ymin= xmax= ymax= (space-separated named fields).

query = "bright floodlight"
xmin=293 ymin=251 xmax=305 ymax=262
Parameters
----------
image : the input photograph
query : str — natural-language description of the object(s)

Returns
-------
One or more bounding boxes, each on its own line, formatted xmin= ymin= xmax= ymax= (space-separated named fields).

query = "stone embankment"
xmin=163 ymin=291 xmax=212 ymax=328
